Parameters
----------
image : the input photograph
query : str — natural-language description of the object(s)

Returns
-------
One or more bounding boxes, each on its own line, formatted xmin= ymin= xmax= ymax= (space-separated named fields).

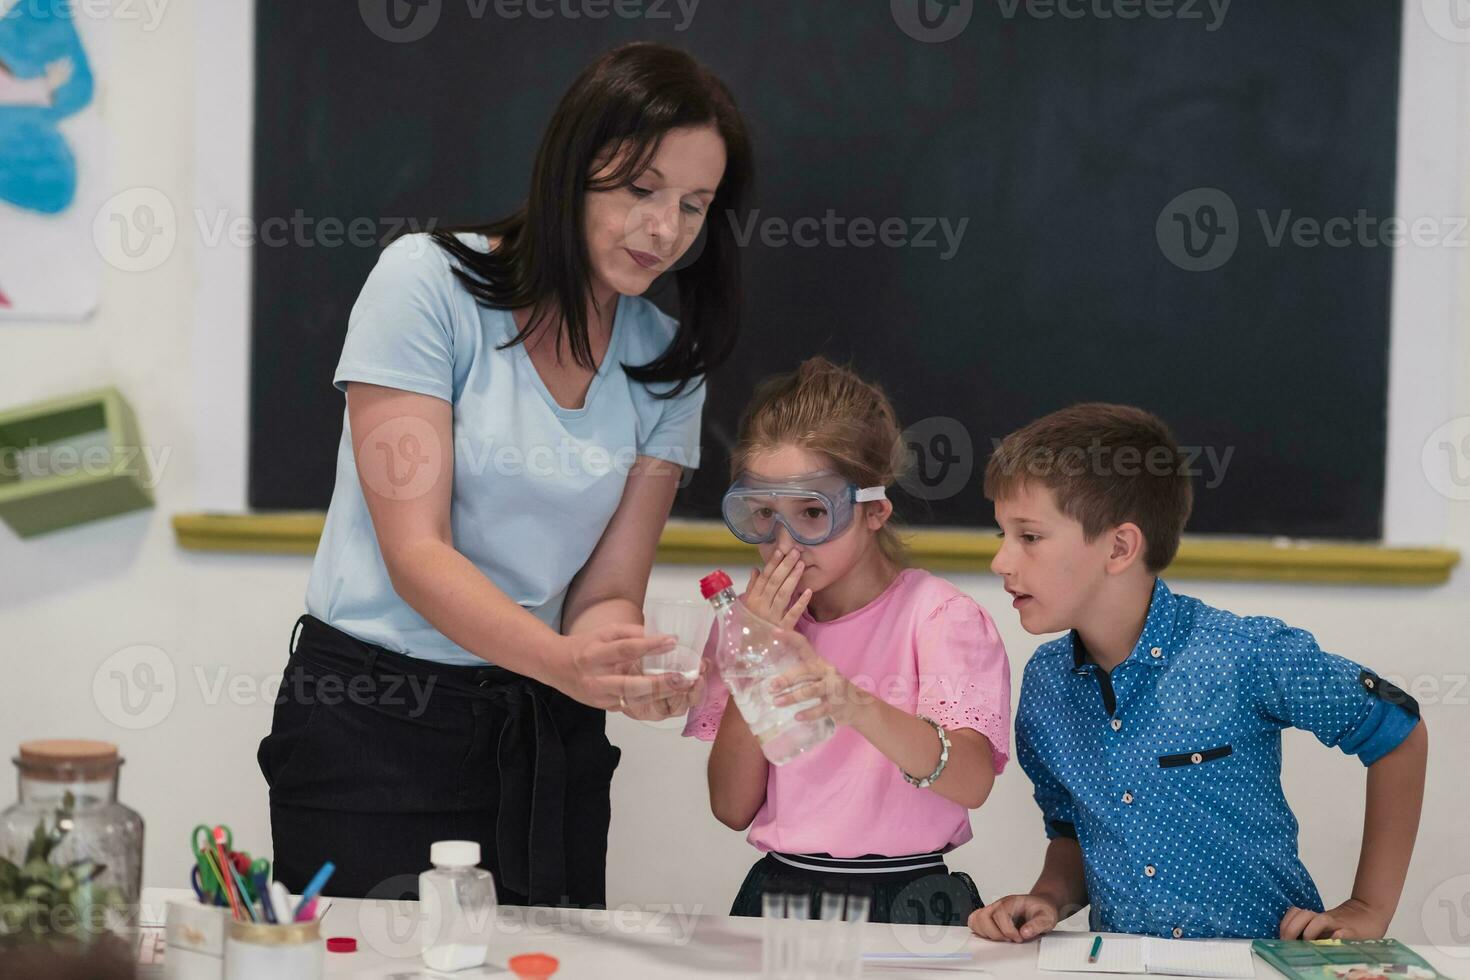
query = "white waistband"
xmin=769 ymin=852 xmax=947 ymax=875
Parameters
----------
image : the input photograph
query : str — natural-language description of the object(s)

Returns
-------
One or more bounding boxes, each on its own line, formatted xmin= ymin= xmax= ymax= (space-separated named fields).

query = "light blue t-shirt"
xmin=305 ymin=233 xmax=706 ymax=666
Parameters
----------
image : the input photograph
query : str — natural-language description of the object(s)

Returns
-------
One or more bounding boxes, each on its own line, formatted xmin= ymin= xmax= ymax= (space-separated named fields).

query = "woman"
xmin=258 ymin=42 xmax=754 ymax=906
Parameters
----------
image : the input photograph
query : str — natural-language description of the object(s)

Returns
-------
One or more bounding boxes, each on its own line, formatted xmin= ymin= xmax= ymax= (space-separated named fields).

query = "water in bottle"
xmin=700 ymin=569 xmax=835 ymax=764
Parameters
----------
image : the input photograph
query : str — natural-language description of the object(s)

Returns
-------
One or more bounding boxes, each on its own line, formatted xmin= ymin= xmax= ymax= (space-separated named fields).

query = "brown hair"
xmin=731 ymin=357 xmax=908 ymax=566
xmin=983 ymin=403 xmax=1194 ymax=572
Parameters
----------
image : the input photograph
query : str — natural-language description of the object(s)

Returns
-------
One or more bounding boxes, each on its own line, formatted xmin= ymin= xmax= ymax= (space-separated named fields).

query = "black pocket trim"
xmin=1048 ymin=818 xmax=1078 ymax=839
xmin=1158 ymin=744 xmax=1233 ymax=768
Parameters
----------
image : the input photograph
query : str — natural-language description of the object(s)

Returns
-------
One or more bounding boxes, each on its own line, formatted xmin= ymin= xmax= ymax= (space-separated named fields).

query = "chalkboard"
xmin=250 ymin=0 xmax=1400 ymax=539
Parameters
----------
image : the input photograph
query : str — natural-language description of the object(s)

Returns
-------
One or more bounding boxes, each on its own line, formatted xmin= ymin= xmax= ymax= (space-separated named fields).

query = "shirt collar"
xmin=1069 ymin=578 xmax=1176 ymax=673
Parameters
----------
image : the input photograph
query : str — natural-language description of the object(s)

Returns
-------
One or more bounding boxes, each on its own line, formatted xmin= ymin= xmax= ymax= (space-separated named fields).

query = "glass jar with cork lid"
xmin=0 ymin=739 xmax=144 ymax=963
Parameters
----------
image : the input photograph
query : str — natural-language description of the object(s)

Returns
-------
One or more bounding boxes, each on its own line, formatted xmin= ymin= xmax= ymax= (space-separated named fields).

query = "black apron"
xmin=259 ymin=614 xmax=619 ymax=906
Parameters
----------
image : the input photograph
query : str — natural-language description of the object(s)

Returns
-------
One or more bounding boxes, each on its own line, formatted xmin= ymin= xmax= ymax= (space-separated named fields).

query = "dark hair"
xmin=983 ymin=403 xmax=1194 ymax=572
xmin=431 ymin=42 xmax=753 ymax=398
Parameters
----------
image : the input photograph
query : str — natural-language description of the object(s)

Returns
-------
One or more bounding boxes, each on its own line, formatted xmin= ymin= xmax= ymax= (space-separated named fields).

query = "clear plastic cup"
xmin=762 ymin=889 xmax=867 ymax=979
xmin=642 ymin=598 xmax=710 ymax=682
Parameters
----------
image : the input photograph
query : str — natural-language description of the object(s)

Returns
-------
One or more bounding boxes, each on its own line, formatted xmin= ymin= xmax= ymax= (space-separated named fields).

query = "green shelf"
xmin=0 ymin=387 xmax=155 ymax=538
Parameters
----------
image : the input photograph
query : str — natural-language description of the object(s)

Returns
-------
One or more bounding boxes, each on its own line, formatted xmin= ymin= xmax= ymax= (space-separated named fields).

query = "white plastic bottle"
xmin=420 ymin=840 xmax=497 ymax=972
xmin=701 ymin=569 xmax=836 ymax=764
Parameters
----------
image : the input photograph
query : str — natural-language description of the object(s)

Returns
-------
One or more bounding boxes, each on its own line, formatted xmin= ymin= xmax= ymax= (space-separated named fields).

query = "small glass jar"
xmin=0 ymin=740 xmax=144 ymax=961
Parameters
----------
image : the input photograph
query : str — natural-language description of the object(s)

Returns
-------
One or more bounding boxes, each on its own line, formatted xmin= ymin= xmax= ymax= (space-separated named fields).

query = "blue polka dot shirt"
xmin=1015 ymin=578 xmax=1421 ymax=939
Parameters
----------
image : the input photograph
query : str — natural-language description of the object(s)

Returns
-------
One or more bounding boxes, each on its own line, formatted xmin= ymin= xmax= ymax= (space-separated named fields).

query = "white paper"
xmin=1142 ymin=938 xmax=1255 ymax=979
xmin=1039 ymin=935 xmax=1147 ymax=974
xmin=0 ymin=1 xmax=106 ymax=322
xmin=1038 ymin=935 xmax=1255 ymax=978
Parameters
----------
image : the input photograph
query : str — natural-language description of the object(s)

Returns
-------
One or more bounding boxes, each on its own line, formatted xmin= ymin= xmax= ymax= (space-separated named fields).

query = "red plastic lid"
xmin=509 ymin=952 xmax=560 ymax=978
xmin=699 ymin=570 xmax=733 ymax=599
xmin=326 ymin=937 xmax=357 ymax=953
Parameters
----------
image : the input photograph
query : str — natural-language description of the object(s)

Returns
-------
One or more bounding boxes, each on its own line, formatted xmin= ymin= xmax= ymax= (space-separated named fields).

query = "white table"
xmin=139 ymin=887 xmax=1470 ymax=979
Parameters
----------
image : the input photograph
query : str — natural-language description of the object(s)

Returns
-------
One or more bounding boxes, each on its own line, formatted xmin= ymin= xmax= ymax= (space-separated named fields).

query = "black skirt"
xmin=730 ymin=851 xmax=984 ymax=927
xmin=258 ymin=614 xmax=620 ymax=907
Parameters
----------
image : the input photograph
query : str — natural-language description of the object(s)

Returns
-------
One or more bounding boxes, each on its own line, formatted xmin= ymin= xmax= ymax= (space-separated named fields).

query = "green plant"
xmin=0 ymin=791 xmax=127 ymax=950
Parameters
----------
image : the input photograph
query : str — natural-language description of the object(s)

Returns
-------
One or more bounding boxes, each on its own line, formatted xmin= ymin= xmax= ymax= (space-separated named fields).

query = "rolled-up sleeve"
xmin=1250 ymin=623 xmax=1421 ymax=767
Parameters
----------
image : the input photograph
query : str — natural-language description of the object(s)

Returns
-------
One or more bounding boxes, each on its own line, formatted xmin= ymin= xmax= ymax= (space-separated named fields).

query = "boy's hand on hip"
xmin=968 ymin=893 xmax=1060 ymax=942
xmin=1278 ymin=899 xmax=1390 ymax=941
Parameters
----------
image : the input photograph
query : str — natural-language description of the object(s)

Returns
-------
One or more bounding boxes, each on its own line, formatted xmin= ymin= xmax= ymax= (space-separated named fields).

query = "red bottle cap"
xmin=509 ymin=952 xmax=560 ymax=978
xmin=699 ymin=570 xmax=733 ymax=599
xmin=326 ymin=936 xmax=357 ymax=953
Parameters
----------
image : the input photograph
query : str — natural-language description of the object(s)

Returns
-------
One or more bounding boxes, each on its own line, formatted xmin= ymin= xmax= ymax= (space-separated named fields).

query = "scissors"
xmin=190 ymin=824 xmax=232 ymax=897
xmin=239 ymin=857 xmax=271 ymax=901
xmin=190 ymin=863 xmax=227 ymax=906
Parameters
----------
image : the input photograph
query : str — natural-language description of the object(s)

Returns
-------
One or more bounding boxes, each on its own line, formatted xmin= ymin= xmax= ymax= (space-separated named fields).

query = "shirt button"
xmin=1122 ymin=792 xmax=1134 ymax=804
xmin=1110 ymin=719 xmax=1122 ymax=731
xmin=1365 ymin=677 xmax=1377 ymax=689
xmin=1172 ymin=927 xmax=1184 ymax=939
xmin=1150 ymin=647 xmax=1162 ymax=658
xmin=1145 ymin=865 xmax=1157 ymax=878
xmin=1190 ymin=752 xmax=1203 ymax=764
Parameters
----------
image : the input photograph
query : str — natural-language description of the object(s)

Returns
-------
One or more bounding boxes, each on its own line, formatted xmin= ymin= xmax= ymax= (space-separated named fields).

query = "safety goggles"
xmin=721 ymin=470 xmax=888 ymax=547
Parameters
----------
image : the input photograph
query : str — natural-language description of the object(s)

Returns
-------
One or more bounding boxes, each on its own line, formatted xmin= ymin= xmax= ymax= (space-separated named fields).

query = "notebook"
xmin=1250 ymin=938 xmax=1449 ymax=980
xmin=1039 ymin=934 xmax=1257 ymax=978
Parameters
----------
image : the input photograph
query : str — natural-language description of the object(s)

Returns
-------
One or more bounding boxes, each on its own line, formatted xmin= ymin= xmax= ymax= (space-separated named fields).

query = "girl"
xmin=683 ymin=357 xmax=1012 ymax=926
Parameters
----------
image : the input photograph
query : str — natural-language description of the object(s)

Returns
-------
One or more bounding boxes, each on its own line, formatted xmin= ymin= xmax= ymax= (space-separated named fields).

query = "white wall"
xmin=1 ymin=0 xmax=1467 ymax=949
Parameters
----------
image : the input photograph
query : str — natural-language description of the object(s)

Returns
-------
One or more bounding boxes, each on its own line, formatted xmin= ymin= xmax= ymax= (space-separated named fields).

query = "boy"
xmin=971 ymin=404 xmax=1427 ymax=941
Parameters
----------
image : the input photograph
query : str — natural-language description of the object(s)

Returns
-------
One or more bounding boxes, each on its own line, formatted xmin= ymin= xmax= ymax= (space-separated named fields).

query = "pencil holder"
xmin=223 ymin=918 xmax=323 ymax=980
xmin=164 ymin=899 xmax=228 ymax=980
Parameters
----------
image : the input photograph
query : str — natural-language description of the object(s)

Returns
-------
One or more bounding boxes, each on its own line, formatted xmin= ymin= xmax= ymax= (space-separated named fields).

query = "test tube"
xmin=840 ymin=891 xmax=871 ymax=977
xmin=786 ymin=893 xmax=810 ymax=978
xmin=762 ymin=891 xmax=786 ymax=978
xmin=818 ymin=892 xmax=845 ymax=975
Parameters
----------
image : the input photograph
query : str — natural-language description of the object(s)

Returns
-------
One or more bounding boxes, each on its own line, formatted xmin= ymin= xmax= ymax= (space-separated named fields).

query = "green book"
xmin=1252 ymin=939 xmax=1453 ymax=980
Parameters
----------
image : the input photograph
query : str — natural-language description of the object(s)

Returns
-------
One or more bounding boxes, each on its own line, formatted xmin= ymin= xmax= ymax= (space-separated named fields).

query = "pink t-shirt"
xmin=682 ymin=567 xmax=1011 ymax=858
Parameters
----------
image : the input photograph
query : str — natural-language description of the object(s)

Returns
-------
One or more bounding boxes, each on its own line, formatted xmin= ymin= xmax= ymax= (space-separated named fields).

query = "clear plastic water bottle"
xmin=700 ymin=569 xmax=836 ymax=764
xmin=420 ymin=840 xmax=497 ymax=972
